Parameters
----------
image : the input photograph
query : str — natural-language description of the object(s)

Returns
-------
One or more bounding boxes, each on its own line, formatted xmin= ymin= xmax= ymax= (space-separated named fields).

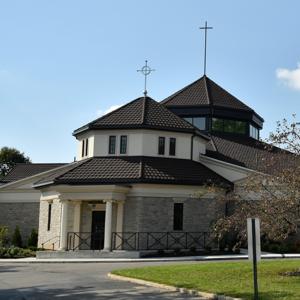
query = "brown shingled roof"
xmin=162 ymin=75 xmax=254 ymax=112
xmin=73 ymin=96 xmax=208 ymax=136
xmin=33 ymin=156 xmax=231 ymax=188
xmin=206 ymin=133 xmax=297 ymax=174
xmin=0 ymin=163 xmax=66 ymax=184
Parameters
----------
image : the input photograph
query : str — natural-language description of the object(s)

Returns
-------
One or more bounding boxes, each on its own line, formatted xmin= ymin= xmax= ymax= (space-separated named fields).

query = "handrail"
xmin=41 ymin=235 xmax=60 ymax=250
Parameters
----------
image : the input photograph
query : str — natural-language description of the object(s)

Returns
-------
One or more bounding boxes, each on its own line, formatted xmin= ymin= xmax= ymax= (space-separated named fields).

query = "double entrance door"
xmin=91 ymin=211 xmax=105 ymax=250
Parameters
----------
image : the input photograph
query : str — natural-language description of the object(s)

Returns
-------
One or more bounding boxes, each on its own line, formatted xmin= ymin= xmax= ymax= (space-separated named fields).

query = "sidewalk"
xmin=1 ymin=253 xmax=300 ymax=263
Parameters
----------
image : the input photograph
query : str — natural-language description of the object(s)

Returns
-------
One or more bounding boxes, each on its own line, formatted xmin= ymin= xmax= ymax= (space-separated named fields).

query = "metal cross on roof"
xmin=199 ymin=21 xmax=213 ymax=75
xmin=137 ymin=60 xmax=155 ymax=97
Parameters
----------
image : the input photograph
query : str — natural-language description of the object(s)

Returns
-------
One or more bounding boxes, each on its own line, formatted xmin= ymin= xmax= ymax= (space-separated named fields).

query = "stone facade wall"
xmin=38 ymin=199 xmax=62 ymax=250
xmin=123 ymin=196 xmax=223 ymax=233
xmin=0 ymin=202 xmax=39 ymax=245
xmin=121 ymin=196 xmax=224 ymax=250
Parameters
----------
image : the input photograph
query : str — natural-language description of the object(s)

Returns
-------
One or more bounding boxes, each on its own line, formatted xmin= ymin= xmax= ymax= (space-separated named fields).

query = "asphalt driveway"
xmin=0 ymin=261 xmax=204 ymax=299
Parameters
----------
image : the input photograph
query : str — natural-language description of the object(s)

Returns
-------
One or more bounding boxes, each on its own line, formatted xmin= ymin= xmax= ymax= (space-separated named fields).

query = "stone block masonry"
xmin=0 ymin=202 xmax=39 ymax=245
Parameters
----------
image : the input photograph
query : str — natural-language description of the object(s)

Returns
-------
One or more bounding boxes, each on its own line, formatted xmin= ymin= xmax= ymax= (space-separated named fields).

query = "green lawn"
xmin=112 ymin=260 xmax=300 ymax=300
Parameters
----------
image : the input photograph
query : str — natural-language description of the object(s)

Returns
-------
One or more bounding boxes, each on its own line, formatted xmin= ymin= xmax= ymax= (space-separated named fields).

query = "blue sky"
xmin=1 ymin=0 xmax=299 ymax=162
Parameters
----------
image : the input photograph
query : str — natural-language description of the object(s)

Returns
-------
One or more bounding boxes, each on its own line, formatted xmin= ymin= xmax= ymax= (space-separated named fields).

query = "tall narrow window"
xmin=108 ymin=136 xmax=116 ymax=154
xmin=169 ymin=138 xmax=176 ymax=156
xmin=47 ymin=203 xmax=52 ymax=231
xmin=173 ymin=203 xmax=183 ymax=230
xmin=81 ymin=139 xmax=85 ymax=157
xmin=120 ymin=135 xmax=127 ymax=154
xmin=158 ymin=137 xmax=165 ymax=155
xmin=85 ymin=138 xmax=89 ymax=156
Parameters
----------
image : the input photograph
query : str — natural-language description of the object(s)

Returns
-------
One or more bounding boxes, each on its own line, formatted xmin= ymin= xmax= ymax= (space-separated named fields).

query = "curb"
xmin=108 ymin=273 xmax=242 ymax=300
xmin=0 ymin=254 xmax=300 ymax=263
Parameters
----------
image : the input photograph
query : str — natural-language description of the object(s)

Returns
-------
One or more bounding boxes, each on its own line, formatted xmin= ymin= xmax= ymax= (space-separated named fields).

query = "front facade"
xmin=1 ymin=75 xmax=279 ymax=256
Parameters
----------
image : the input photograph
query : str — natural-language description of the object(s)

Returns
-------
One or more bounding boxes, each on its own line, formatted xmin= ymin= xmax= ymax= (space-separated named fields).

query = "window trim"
xmin=158 ymin=137 xmax=165 ymax=155
xmin=108 ymin=135 xmax=116 ymax=155
xmin=169 ymin=137 xmax=176 ymax=156
xmin=120 ymin=135 xmax=128 ymax=155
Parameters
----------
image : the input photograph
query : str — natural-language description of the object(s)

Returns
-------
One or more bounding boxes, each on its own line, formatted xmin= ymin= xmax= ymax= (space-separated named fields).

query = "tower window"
xmin=250 ymin=124 xmax=259 ymax=139
xmin=184 ymin=117 xmax=206 ymax=130
xmin=173 ymin=203 xmax=183 ymax=231
xmin=158 ymin=137 xmax=165 ymax=155
xmin=81 ymin=139 xmax=85 ymax=157
xmin=212 ymin=118 xmax=246 ymax=134
xmin=108 ymin=136 xmax=116 ymax=154
xmin=169 ymin=138 xmax=176 ymax=156
xmin=120 ymin=135 xmax=127 ymax=154
xmin=85 ymin=138 xmax=89 ymax=156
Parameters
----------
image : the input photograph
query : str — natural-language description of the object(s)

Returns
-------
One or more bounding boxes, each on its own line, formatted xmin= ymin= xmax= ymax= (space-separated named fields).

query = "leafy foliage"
xmin=0 ymin=226 xmax=9 ymax=247
xmin=214 ymin=115 xmax=300 ymax=246
xmin=27 ymin=228 xmax=38 ymax=248
xmin=0 ymin=146 xmax=31 ymax=176
xmin=0 ymin=246 xmax=35 ymax=258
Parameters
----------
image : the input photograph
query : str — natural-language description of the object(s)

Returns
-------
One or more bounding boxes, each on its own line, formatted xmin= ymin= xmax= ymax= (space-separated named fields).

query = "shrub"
xmin=0 ymin=246 xmax=35 ymax=258
xmin=0 ymin=226 xmax=9 ymax=247
xmin=12 ymin=226 xmax=22 ymax=248
xmin=27 ymin=229 xmax=38 ymax=248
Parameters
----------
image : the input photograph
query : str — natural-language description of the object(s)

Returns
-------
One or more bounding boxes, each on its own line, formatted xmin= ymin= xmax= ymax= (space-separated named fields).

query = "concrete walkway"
xmin=0 ymin=261 xmax=206 ymax=300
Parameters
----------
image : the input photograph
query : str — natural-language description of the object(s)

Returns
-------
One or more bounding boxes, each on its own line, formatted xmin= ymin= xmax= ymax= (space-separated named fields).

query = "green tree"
xmin=0 ymin=147 xmax=31 ymax=176
xmin=27 ymin=229 xmax=38 ymax=248
xmin=0 ymin=226 xmax=9 ymax=247
xmin=214 ymin=115 xmax=300 ymax=247
xmin=12 ymin=226 xmax=23 ymax=248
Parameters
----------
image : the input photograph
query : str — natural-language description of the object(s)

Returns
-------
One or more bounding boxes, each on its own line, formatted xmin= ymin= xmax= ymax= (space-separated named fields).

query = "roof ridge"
xmin=73 ymin=97 xmax=144 ymax=134
xmin=141 ymin=97 xmax=147 ymax=124
xmin=206 ymin=77 xmax=253 ymax=111
xmin=52 ymin=158 xmax=93 ymax=183
xmin=203 ymin=75 xmax=213 ymax=112
xmin=161 ymin=76 xmax=205 ymax=105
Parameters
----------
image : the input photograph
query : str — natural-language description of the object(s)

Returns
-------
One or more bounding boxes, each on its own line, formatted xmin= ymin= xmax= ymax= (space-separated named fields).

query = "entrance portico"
xmin=38 ymin=185 xmax=130 ymax=252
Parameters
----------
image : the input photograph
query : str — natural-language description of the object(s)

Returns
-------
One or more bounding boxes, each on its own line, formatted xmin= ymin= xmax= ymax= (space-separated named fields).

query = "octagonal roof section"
xmin=73 ymin=96 xmax=209 ymax=140
xmin=161 ymin=75 xmax=264 ymax=128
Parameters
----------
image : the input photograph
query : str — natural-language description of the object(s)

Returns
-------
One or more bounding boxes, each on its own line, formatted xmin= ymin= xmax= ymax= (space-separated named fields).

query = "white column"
xmin=115 ymin=201 xmax=124 ymax=250
xmin=103 ymin=200 xmax=113 ymax=251
xmin=116 ymin=201 xmax=124 ymax=233
xmin=73 ymin=201 xmax=81 ymax=250
xmin=59 ymin=200 xmax=69 ymax=251
xmin=73 ymin=201 xmax=81 ymax=232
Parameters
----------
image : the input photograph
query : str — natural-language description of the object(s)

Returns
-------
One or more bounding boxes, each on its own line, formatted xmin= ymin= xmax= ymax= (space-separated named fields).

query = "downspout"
xmin=190 ymin=134 xmax=195 ymax=160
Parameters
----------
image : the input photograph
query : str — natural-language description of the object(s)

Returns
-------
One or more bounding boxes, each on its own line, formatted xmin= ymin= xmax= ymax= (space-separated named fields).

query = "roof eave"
xmin=32 ymin=180 xmax=55 ymax=189
xmin=72 ymin=125 xmax=90 ymax=137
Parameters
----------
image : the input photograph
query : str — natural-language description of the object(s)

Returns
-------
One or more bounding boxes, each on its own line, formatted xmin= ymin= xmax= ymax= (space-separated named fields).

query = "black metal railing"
xmin=67 ymin=231 xmax=104 ymax=251
xmin=112 ymin=232 xmax=213 ymax=251
xmin=66 ymin=231 xmax=213 ymax=251
xmin=41 ymin=236 xmax=60 ymax=250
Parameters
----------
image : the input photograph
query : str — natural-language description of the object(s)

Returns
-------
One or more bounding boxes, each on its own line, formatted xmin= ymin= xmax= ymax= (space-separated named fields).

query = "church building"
xmin=26 ymin=74 xmax=279 ymax=258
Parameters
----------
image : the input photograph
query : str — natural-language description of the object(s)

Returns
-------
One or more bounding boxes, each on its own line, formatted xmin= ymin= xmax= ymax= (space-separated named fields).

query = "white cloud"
xmin=276 ymin=63 xmax=300 ymax=91
xmin=96 ymin=104 xmax=123 ymax=117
